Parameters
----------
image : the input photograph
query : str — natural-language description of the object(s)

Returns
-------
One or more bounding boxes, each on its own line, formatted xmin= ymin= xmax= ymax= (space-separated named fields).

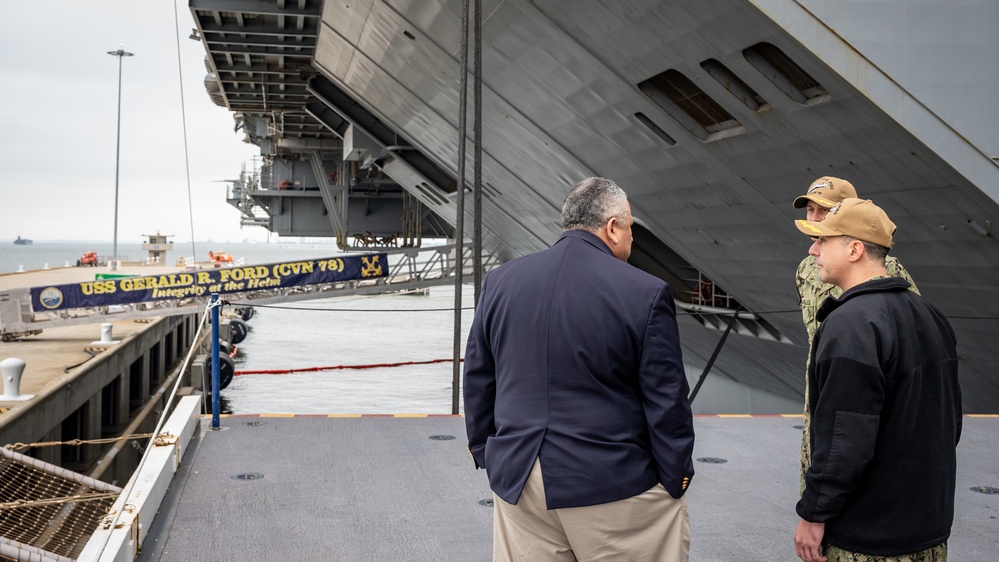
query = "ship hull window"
xmin=743 ymin=42 xmax=829 ymax=105
xmin=638 ymin=69 xmax=743 ymax=141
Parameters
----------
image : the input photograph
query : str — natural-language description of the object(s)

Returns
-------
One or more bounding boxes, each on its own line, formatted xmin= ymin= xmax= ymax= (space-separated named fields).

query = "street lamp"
xmin=107 ymin=45 xmax=133 ymax=271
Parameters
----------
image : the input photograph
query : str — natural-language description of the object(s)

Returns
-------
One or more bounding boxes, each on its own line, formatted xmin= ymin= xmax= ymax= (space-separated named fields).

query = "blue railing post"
xmin=210 ymin=292 xmax=221 ymax=429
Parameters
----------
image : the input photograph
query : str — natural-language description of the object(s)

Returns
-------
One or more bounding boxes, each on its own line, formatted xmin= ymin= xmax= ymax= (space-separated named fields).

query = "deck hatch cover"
xmin=231 ymin=473 xmax=264 ymax=480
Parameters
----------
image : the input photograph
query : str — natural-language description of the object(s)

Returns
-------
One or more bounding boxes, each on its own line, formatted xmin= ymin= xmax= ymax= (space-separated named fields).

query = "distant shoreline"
xmin=6 ymin=239 xmax=340 ymax=245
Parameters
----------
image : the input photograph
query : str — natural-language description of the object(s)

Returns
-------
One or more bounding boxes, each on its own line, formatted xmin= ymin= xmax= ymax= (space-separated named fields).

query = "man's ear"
xmin=605 ymin=217 xmax=621 ymax=243
xmin=847 ymin=239 xmax=865 ymax=263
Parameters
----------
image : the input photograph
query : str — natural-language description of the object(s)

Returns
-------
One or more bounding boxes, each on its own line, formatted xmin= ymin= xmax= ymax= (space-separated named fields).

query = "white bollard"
xmin=92 ymin=323 xmax=121 ymax=345
xmin=43 ymin=263 xmax=50 ymax=270
xmin=1 ymin=357 xmax=34 ymax=401
xmin=16 ymin=265 xmax=24 ymax=273
xmin=64 ymin=261 xmax=71 ymax=267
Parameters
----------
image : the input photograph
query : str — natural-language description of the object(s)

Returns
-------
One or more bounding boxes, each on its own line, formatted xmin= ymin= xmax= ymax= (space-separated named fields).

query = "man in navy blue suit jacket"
xmin=464 ymin=177 xmax=695 ymax=561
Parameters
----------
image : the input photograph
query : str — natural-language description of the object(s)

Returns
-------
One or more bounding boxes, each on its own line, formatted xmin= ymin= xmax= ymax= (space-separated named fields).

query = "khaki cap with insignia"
xmin=793 ymin=176 xmax=858 ymax=209
xmin=795 ymin=198 xmax=895 ymax=248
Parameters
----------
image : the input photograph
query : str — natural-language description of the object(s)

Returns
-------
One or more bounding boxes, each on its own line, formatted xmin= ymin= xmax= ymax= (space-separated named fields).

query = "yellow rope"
xmin=0 ymin=492 xmax=120 ymax=511
xmin=4 ymin=433 xmax=155 ymax=451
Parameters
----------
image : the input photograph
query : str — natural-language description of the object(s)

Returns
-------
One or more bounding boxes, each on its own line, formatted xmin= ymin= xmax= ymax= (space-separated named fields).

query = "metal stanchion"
xmin=211 ymin=293 xmax=221 ymax=429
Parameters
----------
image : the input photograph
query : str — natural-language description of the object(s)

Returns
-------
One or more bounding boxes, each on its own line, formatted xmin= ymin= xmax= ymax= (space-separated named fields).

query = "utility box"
xmin=343 ymin=124 xmax=380 ymax=162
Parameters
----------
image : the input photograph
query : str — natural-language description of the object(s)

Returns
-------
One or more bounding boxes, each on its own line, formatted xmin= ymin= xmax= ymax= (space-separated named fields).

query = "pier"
xmin=1 ymin=266 xmax=200 ymax=485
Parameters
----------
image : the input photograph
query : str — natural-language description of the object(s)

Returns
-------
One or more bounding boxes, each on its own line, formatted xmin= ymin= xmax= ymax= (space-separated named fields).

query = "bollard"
xmin=16 ymin=265 xmax=24 ymax=273
xmin=64 ymin=261 xmax=71 ymax=267
xmin=43 ymin=263 xmax=49 ymax=270
xmin=1 ymin=358 xmax=34 ymax=401
xmin=91 ymin=323 xmax=121 ymax=345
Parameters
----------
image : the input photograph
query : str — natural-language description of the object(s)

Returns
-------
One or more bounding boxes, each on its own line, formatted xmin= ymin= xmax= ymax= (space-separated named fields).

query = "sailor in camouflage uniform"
xmin=793 ymin=179 xmax=942 ymax=562
xmin=792 ymin=198 xmax=959 ymax=562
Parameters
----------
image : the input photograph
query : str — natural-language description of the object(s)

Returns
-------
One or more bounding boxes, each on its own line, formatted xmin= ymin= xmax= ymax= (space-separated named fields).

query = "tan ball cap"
xmin=795 ymin=198 xmax=895 ymax=248
xmin=793 ymin=176 xmax=858 ymax=209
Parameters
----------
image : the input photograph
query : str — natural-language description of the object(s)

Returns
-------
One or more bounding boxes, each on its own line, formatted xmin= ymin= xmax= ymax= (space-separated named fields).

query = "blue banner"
xmin=30 ymin=253 xmax=388 ymax=312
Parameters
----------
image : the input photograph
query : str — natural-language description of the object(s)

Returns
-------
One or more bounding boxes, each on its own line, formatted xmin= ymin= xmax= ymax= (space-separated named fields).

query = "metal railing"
xmin=0 ymin=245 xmax=500 ymax=341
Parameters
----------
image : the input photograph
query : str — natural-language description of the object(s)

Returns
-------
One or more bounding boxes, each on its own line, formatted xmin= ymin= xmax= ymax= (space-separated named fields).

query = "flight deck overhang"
xmin=189 ymin=0 xmax=999 ymax=411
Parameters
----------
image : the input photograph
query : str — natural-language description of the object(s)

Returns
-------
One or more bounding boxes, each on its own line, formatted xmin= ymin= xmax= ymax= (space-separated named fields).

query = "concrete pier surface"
xmin=138 ymin=415 xmax=998 ymax=562
xmin=0 ymin=264 xmax=202 ymax=412
xmin=1 ymin=321 xmax=164 ymax=405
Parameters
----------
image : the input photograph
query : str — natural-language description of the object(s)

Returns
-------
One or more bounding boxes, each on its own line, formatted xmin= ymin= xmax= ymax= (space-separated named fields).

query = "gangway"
xmin=0 ymin=245 xmax=501 ymax=341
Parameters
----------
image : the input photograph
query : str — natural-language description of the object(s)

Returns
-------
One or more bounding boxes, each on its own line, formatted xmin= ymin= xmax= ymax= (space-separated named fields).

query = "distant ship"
xmin=13 ymin=235 xmax=32 ymax=245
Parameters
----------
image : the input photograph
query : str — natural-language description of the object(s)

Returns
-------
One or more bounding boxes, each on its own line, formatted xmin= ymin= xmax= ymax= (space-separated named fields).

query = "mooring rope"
xmin=452 ymin=0 xmax=471 ymax=416
xmin=4 ymin=434 xmax=155 ymax=452
xmin=173 ymin=0 xmax=198 ymax=262
xmin=234 ymin=357 xmax=462 ymax=376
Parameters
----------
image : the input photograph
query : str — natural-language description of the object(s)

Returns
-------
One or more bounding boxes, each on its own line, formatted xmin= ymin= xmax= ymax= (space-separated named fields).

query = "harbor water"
xmin=1 ymin=241 xmax=474 ymax=415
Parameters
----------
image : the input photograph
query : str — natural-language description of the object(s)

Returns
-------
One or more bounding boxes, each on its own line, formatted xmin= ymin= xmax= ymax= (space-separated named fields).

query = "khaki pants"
xmin=493 ymin=458 xmax=690 ymax=561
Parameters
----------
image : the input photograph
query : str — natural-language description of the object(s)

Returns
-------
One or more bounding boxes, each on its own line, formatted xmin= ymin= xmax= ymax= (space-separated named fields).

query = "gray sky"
xmin=1 ymin=1 xmax=266 ymax=244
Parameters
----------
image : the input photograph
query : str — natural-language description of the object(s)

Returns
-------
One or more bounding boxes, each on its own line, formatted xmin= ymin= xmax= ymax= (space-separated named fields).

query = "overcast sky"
xmin=1 ymin=1 xmax=266 ymax=244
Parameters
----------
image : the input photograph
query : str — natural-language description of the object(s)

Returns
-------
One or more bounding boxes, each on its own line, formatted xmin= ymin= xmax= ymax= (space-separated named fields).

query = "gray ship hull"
xmin=191 ymin=0 xmax=999 ymax=412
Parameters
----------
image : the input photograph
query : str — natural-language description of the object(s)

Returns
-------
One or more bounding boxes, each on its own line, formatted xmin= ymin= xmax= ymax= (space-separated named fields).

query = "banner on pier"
xmin=29 ymin=253 xmax=388 ymax=311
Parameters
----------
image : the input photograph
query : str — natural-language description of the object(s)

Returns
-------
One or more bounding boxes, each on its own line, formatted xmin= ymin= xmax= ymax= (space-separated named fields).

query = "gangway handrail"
xmin=0 ymin=244 xmax=501 ymax=340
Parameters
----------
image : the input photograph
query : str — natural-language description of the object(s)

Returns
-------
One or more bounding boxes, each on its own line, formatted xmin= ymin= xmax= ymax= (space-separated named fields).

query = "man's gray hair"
xmin=561 ymin=177 xmax=629 ymax=232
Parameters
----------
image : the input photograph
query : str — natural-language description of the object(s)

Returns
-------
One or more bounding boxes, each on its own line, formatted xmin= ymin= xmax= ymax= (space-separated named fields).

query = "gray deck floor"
xmin=139 ymin=416 xmax=998 ymax=561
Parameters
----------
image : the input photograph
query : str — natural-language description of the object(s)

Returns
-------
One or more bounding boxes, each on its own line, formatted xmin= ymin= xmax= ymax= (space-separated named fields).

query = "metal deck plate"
xmin=139 ymin=416 xmax=998 ymax=561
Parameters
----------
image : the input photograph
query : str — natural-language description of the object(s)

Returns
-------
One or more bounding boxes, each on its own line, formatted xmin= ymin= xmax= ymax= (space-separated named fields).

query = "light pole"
xmin=107 ymin=45 xmax=133 ymax=271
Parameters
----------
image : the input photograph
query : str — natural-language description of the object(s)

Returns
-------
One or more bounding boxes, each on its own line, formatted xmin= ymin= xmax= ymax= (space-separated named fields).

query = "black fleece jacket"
xmin=796 ymin=277 xmax=962 ymax=556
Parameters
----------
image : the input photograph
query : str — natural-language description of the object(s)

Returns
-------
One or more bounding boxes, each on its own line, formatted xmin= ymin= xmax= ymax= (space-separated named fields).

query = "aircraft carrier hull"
xmin=191 ymin=0 xmax=999 ymax=412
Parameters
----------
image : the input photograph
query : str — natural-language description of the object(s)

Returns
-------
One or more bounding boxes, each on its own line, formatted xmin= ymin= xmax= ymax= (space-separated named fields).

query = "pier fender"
xmin=202 ymin=354 xmax=235 ymax=391
xmin=236 ymin=306 xmax=254 ymax=321
xmin=228 ymin=318 xmax=249 ymax=344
